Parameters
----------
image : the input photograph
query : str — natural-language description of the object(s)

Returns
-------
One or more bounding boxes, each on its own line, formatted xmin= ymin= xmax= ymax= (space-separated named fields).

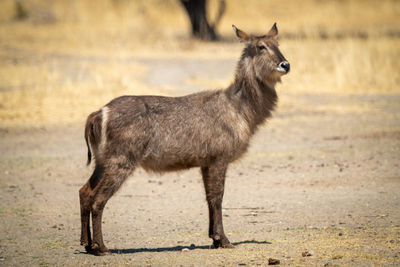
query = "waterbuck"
xmin=79 ymin=23 xmax=290 ymax=255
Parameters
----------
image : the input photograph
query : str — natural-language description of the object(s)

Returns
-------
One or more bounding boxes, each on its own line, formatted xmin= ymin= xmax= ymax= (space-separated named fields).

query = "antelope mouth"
xmin=276 ymin=67 xmax=288 ymax=74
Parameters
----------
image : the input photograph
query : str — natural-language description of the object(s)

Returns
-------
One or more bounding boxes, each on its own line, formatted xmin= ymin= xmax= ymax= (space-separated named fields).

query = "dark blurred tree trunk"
xmin=180 ymin=0 xmax=225 ymax=41
xmin=15 ymin=0 xmax=28 ymax=20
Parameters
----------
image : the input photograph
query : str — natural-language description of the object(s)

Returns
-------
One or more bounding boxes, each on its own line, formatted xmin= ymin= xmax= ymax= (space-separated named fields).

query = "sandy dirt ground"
xmin=0 ymin=55 xmax=399 ymax=266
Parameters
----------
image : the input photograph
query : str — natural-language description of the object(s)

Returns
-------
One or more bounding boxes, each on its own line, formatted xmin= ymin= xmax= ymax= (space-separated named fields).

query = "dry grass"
xmin=282 ymin=38 xmax=400 ymax=94
xmin=217 ymin=0 xmax=400 ymax=38
xmin=0 ymin=0 xmax=399 ymax=127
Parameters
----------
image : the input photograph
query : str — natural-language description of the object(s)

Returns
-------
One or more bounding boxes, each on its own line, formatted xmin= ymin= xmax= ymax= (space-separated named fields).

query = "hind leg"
xmin=90 ymin=164 xmax=133 ymax=255
xmin=79 ymin=183 xmax=93 ymax=252
xmin=79 ymin=182 xmax=92 ymax=251
xmin=79 ymin=166 xmax=104 ymax=253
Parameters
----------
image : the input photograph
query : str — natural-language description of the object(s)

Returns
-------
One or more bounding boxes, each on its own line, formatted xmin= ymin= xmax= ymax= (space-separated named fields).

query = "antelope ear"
xmin=232 ymin=25 xmax=250 ymax=42
xmin=267 ymin=23 xmax=278 ymax=38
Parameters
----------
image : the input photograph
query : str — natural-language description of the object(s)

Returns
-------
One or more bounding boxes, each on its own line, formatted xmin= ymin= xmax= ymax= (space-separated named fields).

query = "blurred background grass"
xmin=0 ymin=0 xmax=399 ymax=127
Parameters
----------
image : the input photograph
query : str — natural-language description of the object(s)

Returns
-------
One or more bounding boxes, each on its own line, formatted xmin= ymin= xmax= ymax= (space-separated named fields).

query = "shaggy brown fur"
xmin=79 ymin=24 xmax=290 ymax=255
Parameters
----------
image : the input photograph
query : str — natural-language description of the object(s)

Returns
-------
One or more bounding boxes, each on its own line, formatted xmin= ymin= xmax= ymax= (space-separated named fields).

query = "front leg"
xmin=201 ymin=162 xmax=234 ymax=248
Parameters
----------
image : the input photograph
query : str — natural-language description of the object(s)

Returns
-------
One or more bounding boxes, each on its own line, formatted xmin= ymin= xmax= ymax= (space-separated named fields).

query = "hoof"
xmin=213 ymin=239 xmax=234 ymax=249
xmin=86 ymin=243 xmax=111 ymax=256
xmin=94 ymin=249 xmax=111 ymax=256
xmin=85 ymin=245 xmax=94 ymax=254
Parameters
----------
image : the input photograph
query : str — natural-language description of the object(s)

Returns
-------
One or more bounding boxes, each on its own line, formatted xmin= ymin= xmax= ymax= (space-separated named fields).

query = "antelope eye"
xmin=258 ymin=45 xmax=267 ymax=51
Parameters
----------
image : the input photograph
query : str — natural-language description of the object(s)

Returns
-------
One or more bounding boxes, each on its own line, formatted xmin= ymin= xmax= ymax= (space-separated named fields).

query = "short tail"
xmin=84 ymin=110 xmax=102 ymax=165
xmin=84 ymin=122 xmax=92 ymax=165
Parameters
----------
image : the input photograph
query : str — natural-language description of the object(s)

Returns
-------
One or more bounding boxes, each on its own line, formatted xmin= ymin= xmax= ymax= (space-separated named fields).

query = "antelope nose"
xmin=279 ymin=61 xmax=290 ymax=73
